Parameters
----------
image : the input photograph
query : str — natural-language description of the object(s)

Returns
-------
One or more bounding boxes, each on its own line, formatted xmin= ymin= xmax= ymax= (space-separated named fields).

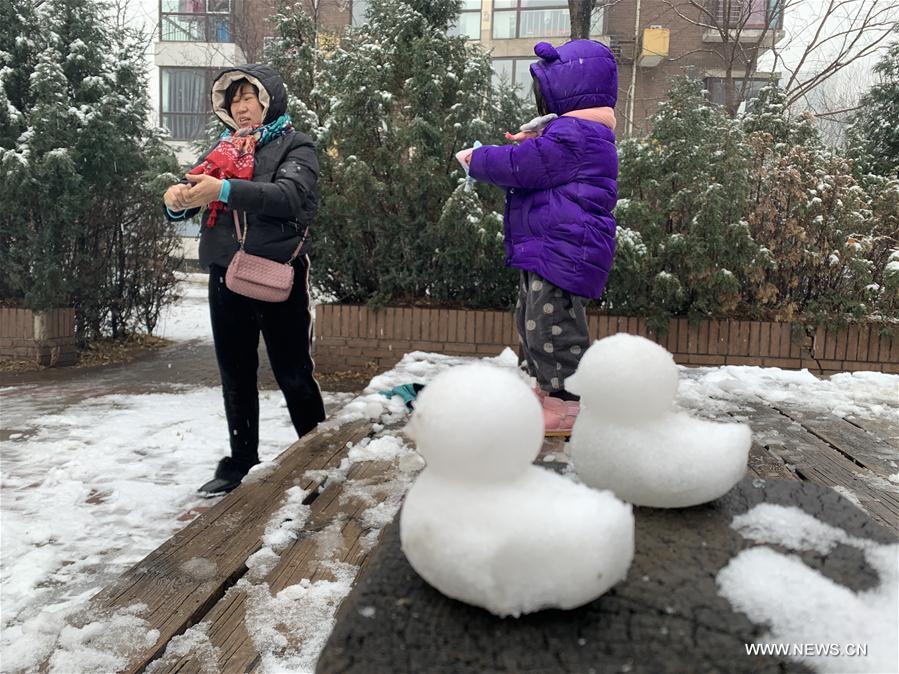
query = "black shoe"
xmin=197 ymin=456 xmax=258 ymax=497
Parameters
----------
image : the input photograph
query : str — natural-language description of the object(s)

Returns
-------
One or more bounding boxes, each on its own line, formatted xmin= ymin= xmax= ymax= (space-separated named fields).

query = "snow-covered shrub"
xmin=607 ymin=78 xmax=897 ymax=329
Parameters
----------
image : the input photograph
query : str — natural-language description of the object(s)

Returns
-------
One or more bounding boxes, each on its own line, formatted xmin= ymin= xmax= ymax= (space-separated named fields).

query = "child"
xmin=458 ymin=40 xmax=618 ymax=436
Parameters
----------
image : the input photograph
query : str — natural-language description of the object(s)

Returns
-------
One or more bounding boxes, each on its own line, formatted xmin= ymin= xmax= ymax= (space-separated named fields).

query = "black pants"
xmin=208 ymin=260 xmax=325 ymax=467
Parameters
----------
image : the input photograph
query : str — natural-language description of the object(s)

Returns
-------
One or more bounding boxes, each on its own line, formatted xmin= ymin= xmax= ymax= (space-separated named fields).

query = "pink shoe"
xmin=542 ymin=396 xmax=580 ymax=437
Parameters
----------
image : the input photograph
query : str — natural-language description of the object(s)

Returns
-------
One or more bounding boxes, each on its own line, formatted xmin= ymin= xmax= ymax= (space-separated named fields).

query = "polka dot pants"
xmin=515 ymin=270 xmax=589 ymax=393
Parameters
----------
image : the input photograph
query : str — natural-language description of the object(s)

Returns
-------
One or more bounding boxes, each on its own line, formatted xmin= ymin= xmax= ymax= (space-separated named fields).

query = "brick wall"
xmin=0 ymin=308 xmax=77 ymax=366
xmin=314 ymin=305 xmax=899 ymax=376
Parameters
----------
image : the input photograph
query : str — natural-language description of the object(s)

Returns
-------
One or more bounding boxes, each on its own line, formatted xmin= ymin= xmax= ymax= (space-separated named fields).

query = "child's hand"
xmin=504 ymin=130 xmax=540 ymax=143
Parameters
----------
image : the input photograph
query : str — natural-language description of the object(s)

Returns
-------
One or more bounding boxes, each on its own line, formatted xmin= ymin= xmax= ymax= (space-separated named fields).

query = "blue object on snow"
xmin=379 ymin=383 xmax=425 ymax=410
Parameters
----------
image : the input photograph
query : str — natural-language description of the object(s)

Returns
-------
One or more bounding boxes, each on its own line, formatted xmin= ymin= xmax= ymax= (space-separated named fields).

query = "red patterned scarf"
xmin=190 ymin=114 xmax=293 ymax=227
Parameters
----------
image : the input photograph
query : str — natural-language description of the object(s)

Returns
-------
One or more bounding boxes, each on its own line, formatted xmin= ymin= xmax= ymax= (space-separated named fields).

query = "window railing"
xmin=710 ymin=0 xmax=784 ymax=31
xmin=160 ymin=0 xmax=233 ymax=42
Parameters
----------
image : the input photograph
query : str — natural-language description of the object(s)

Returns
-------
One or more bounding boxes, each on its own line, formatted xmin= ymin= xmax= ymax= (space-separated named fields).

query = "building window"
xmin=492 ymin=0 xmax=572 ymax=39
xmin=161 ymin=68 xmax=216 ymax=141
xmin=711 ymin=0 xmax=783 ymax=30
xmin=160 ymin=0 xmax=232 ymax=42
xmin=705 ymin=77 xmax=768 ymax=106
xmin=351 ymin=0 xmax=370 ymax=25
xmin=449 ymin=1 xmax=482 ymax=40
xmin=492 ymin=57 xmax=538 ymax=96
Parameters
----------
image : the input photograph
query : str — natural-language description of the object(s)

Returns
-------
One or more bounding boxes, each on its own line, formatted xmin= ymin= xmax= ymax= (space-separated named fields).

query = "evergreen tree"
xmin=0 ymin=0 xmax=180 ymax=341
xmin=296 ymin=0 xmax=527 ymax=306
xmin=847 ymin=39 xmax=899 ymax=179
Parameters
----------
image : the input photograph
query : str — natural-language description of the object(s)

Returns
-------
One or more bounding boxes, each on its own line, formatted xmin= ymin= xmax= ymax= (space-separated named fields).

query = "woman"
xmin=163 ymin=64 xmax=325 ymax=496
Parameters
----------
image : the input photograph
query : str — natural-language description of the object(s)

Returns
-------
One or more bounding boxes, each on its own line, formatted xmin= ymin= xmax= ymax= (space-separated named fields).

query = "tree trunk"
xmin=568 ymin=0 xmax=595 ymax=40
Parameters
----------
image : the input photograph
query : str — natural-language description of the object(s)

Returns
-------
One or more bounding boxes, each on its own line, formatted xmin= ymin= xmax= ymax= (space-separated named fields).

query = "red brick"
xmin=705 ymin=320 xmax=719 ymax=355
xmin=880 ymin=333 xmax=893 ymax=364
xmin=636 ymin=317 xmax=649 ymax=338
xmin=845 ymin=326 xmax=860 ymax=362
xmin=788 ymin=326 xmax=802 ymax=359
xmin=666 ymin=318 xmax=679 ymax=353
xmin=761 ymin=357 xmax=802 ymax=369
xmin=686 ymin=320 xmax=700 ymax=354
xmin=502 ymin=311 xmax=516 ymax=344
xmin=726 ymin=356 xmax=764 ymax=366
xmin=448 ymin=310 xmax=458 ymax=343
xmin=748 ymin=321 xmax=760 ymax=356
xmin=842 ymin=360 xmax=878 ymax=372
xmin=587 ymin=314 xmax=600 ymax=339
xmin=821 ymin=327 xmax=835 ymax=360
xmin=410 ymin=340 xmax=440 ymax=352
xmin=696 ymin=320 xmax=709 ymax=355
xmin=317 ymin=336 xmax=346 ymax=347
xmin=685 ymin=354 xmax=726 ymax=365
xmin=345 ymin=355 xmax=377 ymax=368
xmin=465 ymin=311 xmax=476 ymax=343
xmin=800 ymin=357 xmax=822 ymax=373
xmin=346 ymin=338 xmax=370 ymax=348
xmin=438 ymin=310 xmax=449 ymax=342
xmin=853 ymin=325 xmax=870 ymax=362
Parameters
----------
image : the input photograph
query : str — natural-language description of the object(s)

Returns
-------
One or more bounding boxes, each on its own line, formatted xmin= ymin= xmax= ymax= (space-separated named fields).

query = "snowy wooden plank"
xmin=844 ymin=414 xmax=899 ymax=454
xmin=768 ymin=404 xmax=899 ymax=481
xmin=148 ymin=458 xmax=395 ymax=674
xmin=40 ymin=419 xmax=373 ymax=674
xmin=741 ymin=401 xmax=899 ymax=532
xmin=316 ymin=477 xmax=896 ymax=674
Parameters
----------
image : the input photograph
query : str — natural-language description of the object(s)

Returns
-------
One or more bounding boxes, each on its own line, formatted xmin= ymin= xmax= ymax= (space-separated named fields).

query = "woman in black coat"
xmin=163 ymin=64 xmax=325 ymax=495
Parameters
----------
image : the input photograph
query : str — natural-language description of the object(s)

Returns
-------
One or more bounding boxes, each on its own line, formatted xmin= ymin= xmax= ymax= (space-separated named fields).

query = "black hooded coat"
xmin=166 ymin=64 xmax=318 ymax=269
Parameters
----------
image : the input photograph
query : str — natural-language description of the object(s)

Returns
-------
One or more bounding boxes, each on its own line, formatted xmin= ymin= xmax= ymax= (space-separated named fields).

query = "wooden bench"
xmin=43 ymin=392 xmax=897 ymax=672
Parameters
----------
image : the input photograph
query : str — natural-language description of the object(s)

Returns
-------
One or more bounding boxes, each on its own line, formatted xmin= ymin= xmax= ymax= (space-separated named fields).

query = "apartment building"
xmin=153 ymin=0 xmax=783 ymax=160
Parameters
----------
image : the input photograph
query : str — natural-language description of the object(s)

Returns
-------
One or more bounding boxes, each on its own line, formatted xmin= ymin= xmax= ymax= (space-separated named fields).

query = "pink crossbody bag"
xmin=225 ymin=212 xmax=307 ymax=302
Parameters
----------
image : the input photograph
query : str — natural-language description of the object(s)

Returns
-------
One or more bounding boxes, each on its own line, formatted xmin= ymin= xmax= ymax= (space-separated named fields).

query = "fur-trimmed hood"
xmin=210 ymin=64 xmax=288 ymax=130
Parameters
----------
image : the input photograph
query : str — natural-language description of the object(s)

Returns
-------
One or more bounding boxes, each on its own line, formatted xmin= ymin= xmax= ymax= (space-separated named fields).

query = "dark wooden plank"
xmin=741 ymin=400 xmax=899 ymax=532
xmin=41 ymin=420 xmax=374 ymax=674
xmin=769 ymin=403 xmax=899 ymax=480
xmin=317 ymin=477 xmax=896 ymax=674
xmin=844 ymin=415 xmax=899 ymax=454
xmin=747 ymin=440 xmax=799 ymax=481
xmin=149 ymin=458 xmax=396 ymax=674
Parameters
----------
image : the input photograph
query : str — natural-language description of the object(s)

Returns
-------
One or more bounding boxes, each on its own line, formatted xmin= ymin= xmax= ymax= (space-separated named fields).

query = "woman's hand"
xmin=183 ymin=174 xmax=224 ymax=209
xmin=164 ymin=183 xmax=191 ymax=210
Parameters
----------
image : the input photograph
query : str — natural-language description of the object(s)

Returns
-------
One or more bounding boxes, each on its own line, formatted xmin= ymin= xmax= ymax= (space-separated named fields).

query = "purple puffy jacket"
xmin=468 ymin=40 xmax=618 ymax=299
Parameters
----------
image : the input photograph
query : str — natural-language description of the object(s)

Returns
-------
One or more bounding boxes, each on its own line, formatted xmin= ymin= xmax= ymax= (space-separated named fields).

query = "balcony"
xmin=702 ymin=0 xmax=785 ymax=44
xmin=160 ymin=0 xmax=233 ymax=43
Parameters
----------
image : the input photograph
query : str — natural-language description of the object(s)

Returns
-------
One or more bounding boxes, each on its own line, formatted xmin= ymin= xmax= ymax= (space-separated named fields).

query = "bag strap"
xmin=233 ymin=211 xmax=308 ymax=265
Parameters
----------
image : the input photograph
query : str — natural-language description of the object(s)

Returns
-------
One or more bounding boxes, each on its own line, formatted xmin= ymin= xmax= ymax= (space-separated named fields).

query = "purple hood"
xmin=530 ymin=39 xmax=617 ymax=114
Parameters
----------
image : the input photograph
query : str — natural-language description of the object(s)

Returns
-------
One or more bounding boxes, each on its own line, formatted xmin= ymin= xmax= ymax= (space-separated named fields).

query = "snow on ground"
xmin=719 ymin=504 xmax=899 ymax=673
xmin=2 ymin=278 xmax=897 ymax=672
xmin=156 ymin=273 xmax=212 ymax=343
